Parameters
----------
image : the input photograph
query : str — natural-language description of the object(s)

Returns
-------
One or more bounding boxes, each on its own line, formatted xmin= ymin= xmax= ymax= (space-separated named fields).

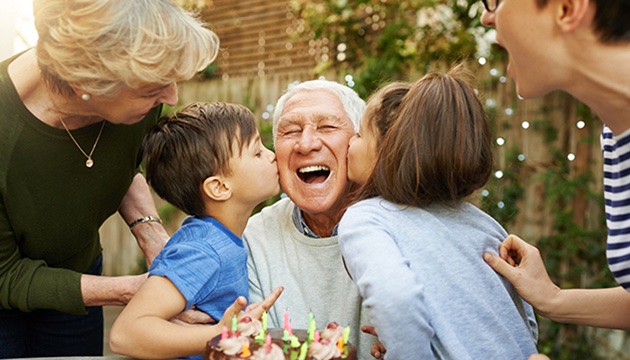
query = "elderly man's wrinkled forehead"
xmin=278 ymin=112 xmax=349 ymax=127
xmin=272 ymin=80 xmax=365 ymax=138
xmin=273 ymin=91 xmax=360 ymax=147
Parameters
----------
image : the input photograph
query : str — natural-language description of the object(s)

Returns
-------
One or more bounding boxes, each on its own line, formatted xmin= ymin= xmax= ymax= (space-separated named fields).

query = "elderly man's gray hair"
xmin=272 ymin=79 xmax=366 ymax=142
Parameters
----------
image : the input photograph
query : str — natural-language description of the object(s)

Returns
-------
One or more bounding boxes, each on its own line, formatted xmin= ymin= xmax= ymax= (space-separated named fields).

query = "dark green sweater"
xmin=0 ymin=53 xmax=161 ymax=314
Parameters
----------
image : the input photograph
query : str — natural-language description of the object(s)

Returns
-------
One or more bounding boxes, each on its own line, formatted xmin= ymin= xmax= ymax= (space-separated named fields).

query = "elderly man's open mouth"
xmin=298 ymin=165 xmax=331 ymax=184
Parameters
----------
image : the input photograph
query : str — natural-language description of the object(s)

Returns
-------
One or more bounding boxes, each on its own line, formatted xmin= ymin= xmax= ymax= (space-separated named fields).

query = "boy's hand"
xmin=244 ymin=286 xmax=284 ymax=318
xmin=219 ymin=286 xmax=285 ymax=328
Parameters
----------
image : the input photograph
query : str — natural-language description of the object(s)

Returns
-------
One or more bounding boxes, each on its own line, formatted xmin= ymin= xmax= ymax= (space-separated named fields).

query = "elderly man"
xmin=243 ymin=79 xmax=375 ymax=358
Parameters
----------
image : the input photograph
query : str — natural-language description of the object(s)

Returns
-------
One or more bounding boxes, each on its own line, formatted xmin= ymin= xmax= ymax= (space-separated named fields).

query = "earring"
xmin=81 ymin=94 xmax=91 ymax=101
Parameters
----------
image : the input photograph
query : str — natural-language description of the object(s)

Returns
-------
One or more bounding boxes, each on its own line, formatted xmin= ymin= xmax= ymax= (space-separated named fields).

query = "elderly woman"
xmin=0 ymin=0 xmax=219 ymax=357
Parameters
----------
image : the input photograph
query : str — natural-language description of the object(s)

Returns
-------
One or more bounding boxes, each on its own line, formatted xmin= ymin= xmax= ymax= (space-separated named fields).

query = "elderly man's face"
xmin=275 ymin=89 xmax=355 ymax=219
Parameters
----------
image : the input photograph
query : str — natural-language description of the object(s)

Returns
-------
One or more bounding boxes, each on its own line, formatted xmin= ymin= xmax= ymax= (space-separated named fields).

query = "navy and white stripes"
xmin=602 ymin=125 xmax=630 ymax=290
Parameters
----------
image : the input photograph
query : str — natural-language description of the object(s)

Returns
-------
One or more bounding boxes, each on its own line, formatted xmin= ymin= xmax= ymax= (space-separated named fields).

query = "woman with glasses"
xmin=478 ymin=0 xmax=630 ymax=347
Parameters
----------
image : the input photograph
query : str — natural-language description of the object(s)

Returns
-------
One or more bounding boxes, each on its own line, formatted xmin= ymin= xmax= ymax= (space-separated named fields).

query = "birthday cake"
xmin=204 ymin=313 xmax=357 ymax=360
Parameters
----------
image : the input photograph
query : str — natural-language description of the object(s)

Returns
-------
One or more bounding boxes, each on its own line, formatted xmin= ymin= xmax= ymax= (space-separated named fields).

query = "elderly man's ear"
xmin=202 ymin=176 xmax=232 ymax=201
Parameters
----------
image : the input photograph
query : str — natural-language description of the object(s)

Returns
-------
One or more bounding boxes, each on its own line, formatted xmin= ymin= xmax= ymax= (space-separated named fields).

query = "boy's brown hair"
xmin=142 ymin=102 xmax=257 ymax=216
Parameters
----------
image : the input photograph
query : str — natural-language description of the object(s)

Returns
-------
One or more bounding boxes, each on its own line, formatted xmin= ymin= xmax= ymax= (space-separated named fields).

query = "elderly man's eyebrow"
xmin=312 ymin=114 xmax=344 ymax=123
xmin=279 ymin=113 xmax=343 ymax=124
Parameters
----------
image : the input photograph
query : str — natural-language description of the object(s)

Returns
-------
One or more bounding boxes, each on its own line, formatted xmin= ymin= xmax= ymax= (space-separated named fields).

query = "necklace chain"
xmin=59 ymin=119 xmax=106 ymax=168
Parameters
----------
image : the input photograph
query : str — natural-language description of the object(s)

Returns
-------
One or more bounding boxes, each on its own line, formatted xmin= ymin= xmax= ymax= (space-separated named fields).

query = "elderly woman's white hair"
xmin=272 ymin=79 xmax=366 ymax=143
xmin=34 ymin=0 xmax=220 ymax=97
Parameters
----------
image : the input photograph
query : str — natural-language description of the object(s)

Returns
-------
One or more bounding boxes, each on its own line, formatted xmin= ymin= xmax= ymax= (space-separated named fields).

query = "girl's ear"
xmin=556 ymin=0 xmax=590 ymax=33
xmin=202 ymin=176 xmax=232 ymax=202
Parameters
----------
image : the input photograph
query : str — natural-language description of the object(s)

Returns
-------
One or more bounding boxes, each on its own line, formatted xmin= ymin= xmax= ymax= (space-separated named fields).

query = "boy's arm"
xmin=109 ymin=275 xmax=222 ymax=359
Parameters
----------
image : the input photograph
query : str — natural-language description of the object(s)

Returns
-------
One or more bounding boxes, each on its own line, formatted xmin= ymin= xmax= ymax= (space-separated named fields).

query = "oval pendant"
xmin=86 ymin=158 xmax=94 ymax=168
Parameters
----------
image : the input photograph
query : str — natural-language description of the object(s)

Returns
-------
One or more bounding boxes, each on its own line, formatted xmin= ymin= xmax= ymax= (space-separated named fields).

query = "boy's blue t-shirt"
xmin=149 ymin=216 xmax=249 ymax=321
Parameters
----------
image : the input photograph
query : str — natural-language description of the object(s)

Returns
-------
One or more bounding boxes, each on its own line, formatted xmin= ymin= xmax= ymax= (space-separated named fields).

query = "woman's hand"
xmin=483 ymin=234 xmax=561 ymax=315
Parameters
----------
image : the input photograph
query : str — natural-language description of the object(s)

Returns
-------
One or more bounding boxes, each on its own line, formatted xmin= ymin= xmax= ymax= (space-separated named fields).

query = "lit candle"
xmin=343 ymin=326 xmax=350 ymax=344
xmin=307 ymin=311 xmax=316 ymax=344
xmin=254 ymin=328 xmax=266 ymax=344
xmin=298 ymin=342 xmax=308 ymax=360
xmin=262 ymin=310 xmax=268 ymax=331
xmin=241 ymin=343 xmax=251 ymax=357
xmin=265 ymin=333 xmax=272 ymax=351
xmin=336 ymin=337 xmax=344 ymax=352
xmin=283 ymin=310 xmax=289 ymax=330
xmin=290 ymin=335 xmax=300 ymax=348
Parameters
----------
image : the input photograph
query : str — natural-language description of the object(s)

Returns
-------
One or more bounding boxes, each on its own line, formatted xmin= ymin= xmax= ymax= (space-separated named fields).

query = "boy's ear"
xmin=555 ymin=0 xmax=590 ymax=33
xmin=202 ymin=176 xmax=232 ymax=202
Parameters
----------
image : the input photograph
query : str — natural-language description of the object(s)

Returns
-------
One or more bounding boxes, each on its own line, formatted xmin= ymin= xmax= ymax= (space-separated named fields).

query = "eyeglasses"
xmin=482 ymin=0 xmax=499 ymax=12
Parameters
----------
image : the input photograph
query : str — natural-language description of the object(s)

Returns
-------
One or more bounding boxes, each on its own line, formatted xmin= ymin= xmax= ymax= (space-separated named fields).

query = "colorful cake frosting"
xmin=205 ymin=313 xmax=357 ymax=360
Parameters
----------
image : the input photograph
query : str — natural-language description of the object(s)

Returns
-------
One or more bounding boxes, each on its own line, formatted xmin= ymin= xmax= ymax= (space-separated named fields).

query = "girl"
xmin=339 ymin=65 xmax=538 ymax=359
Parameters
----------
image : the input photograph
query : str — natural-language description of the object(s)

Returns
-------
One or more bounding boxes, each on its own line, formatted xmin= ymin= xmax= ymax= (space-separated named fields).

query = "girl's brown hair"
xmin=358 ymin=64 xmax=493 ymax=208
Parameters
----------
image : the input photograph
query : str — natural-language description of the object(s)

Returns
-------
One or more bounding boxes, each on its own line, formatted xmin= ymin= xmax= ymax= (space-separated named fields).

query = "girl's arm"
xmin=338 ymin=204 xmax=433 ymax=359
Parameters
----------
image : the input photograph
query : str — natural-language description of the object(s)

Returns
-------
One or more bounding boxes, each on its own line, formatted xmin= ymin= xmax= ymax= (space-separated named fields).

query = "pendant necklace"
xmin=59 ymin=119 xmax=106 ymax=168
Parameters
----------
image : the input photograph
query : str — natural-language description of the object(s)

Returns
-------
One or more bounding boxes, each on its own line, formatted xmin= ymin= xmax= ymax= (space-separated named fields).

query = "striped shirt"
xmin=603 ymin=125 xmax=630 ymax=290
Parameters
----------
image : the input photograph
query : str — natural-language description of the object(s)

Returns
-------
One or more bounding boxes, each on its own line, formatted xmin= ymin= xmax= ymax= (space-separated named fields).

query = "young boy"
xmin=109 ymin=102 xmax=283 ymax=359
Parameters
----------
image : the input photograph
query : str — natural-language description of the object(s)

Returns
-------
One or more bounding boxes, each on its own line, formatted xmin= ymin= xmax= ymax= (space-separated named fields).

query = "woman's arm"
xmin=483 ymin=234 xmax=630 ymax=330
xmin=118 ymin=173 xmax=169 ymax=266
xmin=80 ymin=273 xmax=146 ymax=307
